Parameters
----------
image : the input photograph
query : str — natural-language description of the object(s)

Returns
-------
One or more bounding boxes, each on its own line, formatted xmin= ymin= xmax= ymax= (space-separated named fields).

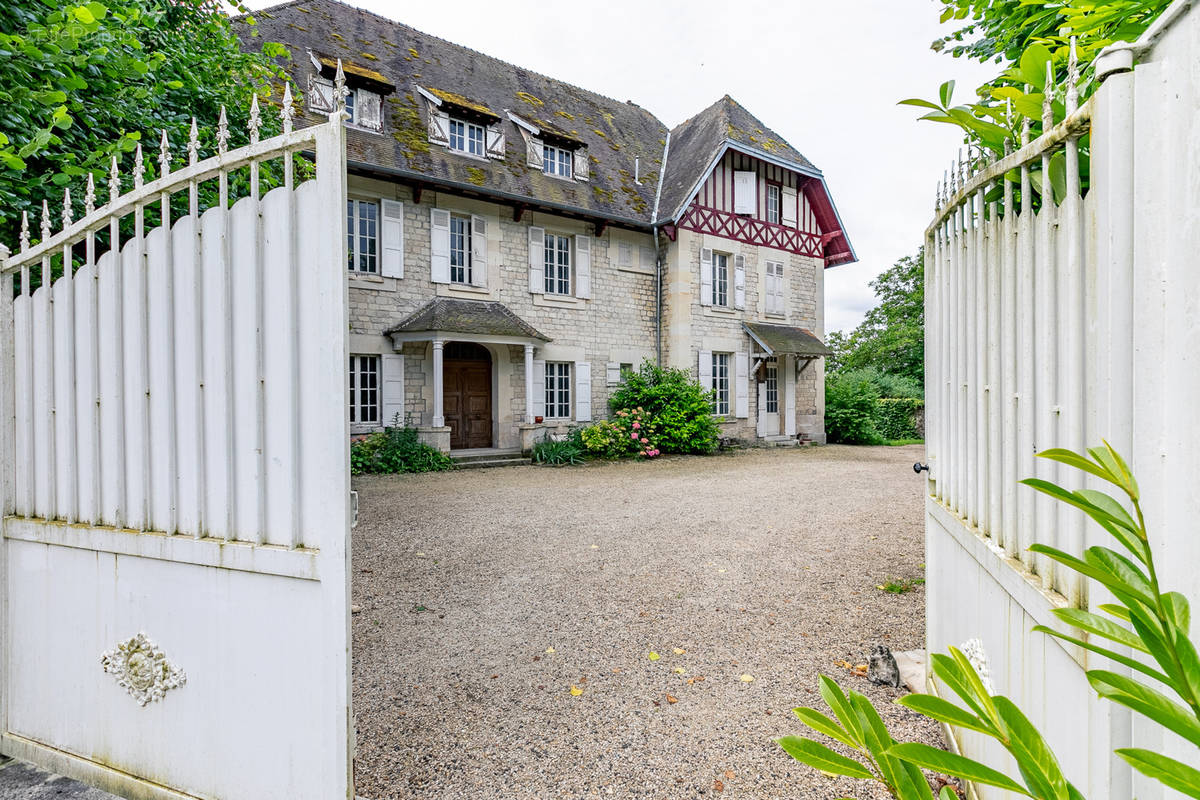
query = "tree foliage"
xmin=0 ymin=0 xmax=290 ymax=246
xmin=831 ymin=251 xmax=924 ymax=387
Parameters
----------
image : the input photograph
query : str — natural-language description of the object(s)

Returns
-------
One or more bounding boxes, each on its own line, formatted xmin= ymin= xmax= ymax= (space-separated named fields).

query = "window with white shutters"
xmin=765 ymin=261 xmax=785 ymax=316
xmin=345 ymin=88 xmax=382 ymax=133
xmin=542 ymin=144 xmax=573 ymax=178
xmin=449 ymin=117 xmax=486 ymax=157
xmin=711 ymin=353 xmax=731 ymax=415
xmin=767 ymin=183 xmax=781 ymax=224
xmin=449 ymin=214 xmax=472 ymax=284
xmin=347 ymin=199 xmax=379 ymax=273
xmin=349 ymin=355 xmax=379 ymax=424
xmin=617 ymin=241 xmax=633 ymax=268
xmin=712 ymin=252 xmax=729 ymax=307
xmin=545 ymin=362 xmax=572 ymax=418
xmin=765 ymin=361 xmax=778 ymax=413
xmin=544 ymin=234 xmax=571 ymax=295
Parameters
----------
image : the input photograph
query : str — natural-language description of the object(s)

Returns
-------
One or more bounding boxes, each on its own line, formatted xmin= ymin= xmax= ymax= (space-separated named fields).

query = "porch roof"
xmin=742 ymin=322 xmax=830 ymax=358
xmin=385 ymin=297 xmax=551 ymax=343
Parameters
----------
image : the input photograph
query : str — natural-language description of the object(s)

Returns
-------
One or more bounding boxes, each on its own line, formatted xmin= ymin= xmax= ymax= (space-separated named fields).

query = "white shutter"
xmin=784 ymin=355 xmax=797 ymax=436
xmin=427 ymin=103 xmax=450 ymax=146
xmin=526 ymin=134 xmax=545 ymax=169
xmin=470 ymin=215 xmax=488 ymax=287
xmin=573 ymin=148 xmax=589 ymax=181
xmin=698 ymin=349 xmax=713 ymax=390
xmin=733 ymin=170 xmax=757 ymax=215
xmin=640 ymin=245 xmax=655 ymax=271
xmin=617 ymin=242 xmax=633 ymax=268
xmin=756 ymin=381 xmax=767 ymax=437
xmin=781 ymin=186 xmax=798 ymax=227
xmin=768 ymin=262 xmax=785 ymax=315
xmin=430 ymin=208 xmax=450 ymax=283
xmin=606 ymin=361 xmax=621 ymax=386
xmin=735 ymin=352 xmax=749 ymax=418
xmin=381 ymin=353 xmax=405 ymax=426
xmin=700 ymin=247 xmax=713 ymax=307
xmin=574 ymin=234 xmax=591 ymax=299
xmin=485 ymin=124 xmax=506 ymax=159
xmin=532 ymin=360 xmax=546 ymax=418
xmin=358 ymin=90 xmax=382 ymax=132
xmin=307 ymin=75 xmax=335 ymax=113
xmin=734 ymin=254 xmax=746 ymax=310
xmin=528 ymin=226 xmax=545 ymax=293
xmin=575 ymin=362 xmax=592 ymax=422
xmin=380 ymin=199 xmax=404 ymax=278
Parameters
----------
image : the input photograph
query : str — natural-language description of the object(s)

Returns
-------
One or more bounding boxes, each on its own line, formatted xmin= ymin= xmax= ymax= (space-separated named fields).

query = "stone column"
xmin=431 ymin=339 xmax=445 ymax=428
xmin=524 ymin=343 xmax=535 ymax=422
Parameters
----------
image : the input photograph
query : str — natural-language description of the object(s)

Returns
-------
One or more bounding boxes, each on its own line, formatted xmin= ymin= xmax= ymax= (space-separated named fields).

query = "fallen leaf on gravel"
xmin=666 ymin=694 xmax=678 ymax=704
xmin=533 ymin=656 xmax=540 ymax=662
xmin=648 ymin=652 xmax=660 ymax=661
xmin=569 ymin=685 xmax=583 ymax=696
xmin=612 ymin=667 xmax=621 ymax=673
xmin=724 ymin=770 xmax=735 ymax=779
xmin=673 ymin=667 xmax=685 ymax=674
xmin=545 ymin=647 xmax=555 ymax=654
xmin=579 ymin=676 xmax=587 ymax=683
xmin=590 ymin=544 xmax=599 ymax=549
xmin=717 ymin=569 xmax=727 ymax=573
xmin=673 ymin=648 xmax=686 ymax=655
xmin=714 ymin=778 xmax=724 ymax=792
xmin=686 ymin=678 xmax=694 ymax=684
xmin=490 ymin=674 xmax=498 ymax=679
xmin=695 ymin=675 xmax=706 ymax=682
xmin=416 ymin=552 xmax=425 ymax=557
xmin=739 ymin=674 xmax=755 ymax=682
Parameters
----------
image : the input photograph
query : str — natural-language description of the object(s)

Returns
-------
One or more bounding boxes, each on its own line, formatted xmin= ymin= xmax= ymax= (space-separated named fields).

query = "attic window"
xmin=542 ymin=144 xmax=572 ymax=178
xmin=449 ymin=118 xmax=486 ymax=157
xmin=344 ymin=87 xmax=382 ymax=133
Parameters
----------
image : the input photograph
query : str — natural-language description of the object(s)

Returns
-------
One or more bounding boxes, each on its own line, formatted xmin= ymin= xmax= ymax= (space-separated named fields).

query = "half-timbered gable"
xmin=246 ymin=2 xmax=854 ymax=450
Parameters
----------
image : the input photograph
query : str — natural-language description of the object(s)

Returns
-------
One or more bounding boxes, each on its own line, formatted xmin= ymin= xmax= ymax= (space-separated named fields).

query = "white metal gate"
xmin=923 ymin=2 xmax=1200 ymax=797
xmin=0 ymin=95 xmax=352 ymax=799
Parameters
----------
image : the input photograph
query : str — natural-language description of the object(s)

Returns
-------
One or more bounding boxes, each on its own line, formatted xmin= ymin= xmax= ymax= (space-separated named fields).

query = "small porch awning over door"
xmin=742 ymin=321 xmax=829 ymax=358
xmin=385 ymin=297 xmax=551 ymax=346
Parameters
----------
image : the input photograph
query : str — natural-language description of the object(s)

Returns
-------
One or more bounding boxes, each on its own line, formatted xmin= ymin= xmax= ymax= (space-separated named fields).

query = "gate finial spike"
xmin=19 ymin=210 xmax=30 ymax=252
xmin=40 ymin=199 xmax=51 ymax=241
xmin=134 ymin=143 xmax=145 ymax=188
xmin=62 ymin=187 xmax=72 ymax=229
xmin=1022 ymin=86 xmax=1032 ymax=148
xmin=109 ymin=155 xmax=120 ymax=204
xmin=281 ymin=82 xmax=295 ymax=134
xmin=1042 ymin=61 xmax=1054 ymax=129
xmin=217 ymin=106 xmax=230 ymax=154
xmin=85 ymin=172 xmax=96 ymax=215
xmin=1066 ymin=37 xmax=1079 ymax=113
xmin=159 ymin=129 xmax=172 ymax=174
xmin=334 ymin=59 xmax=349 ymax=116
xmin=248 ymin=93 xmax=261 ymax=144
xmin=188 ymin=117 xmax=199 ymax=166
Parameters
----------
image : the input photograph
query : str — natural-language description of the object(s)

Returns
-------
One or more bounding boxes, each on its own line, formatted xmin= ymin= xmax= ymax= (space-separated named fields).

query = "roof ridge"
xmin=262 ymin=0 xmax=665 ymax=130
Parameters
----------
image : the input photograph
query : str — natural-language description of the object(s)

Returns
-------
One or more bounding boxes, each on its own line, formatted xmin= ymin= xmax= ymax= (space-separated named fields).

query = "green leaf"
xmin=939 ymin=80 xmax=956 ymax=107
xmin=775 ymin=736 xmax=874 ymax=780
xmin=994 ymin=696 xmax=1071 ymax=800
xmin=1031 ymin=544 xmax=1154 ymax=609
xmin=1033 ymin=625 xmax=1173 ymax=686
xmin=73 ymin=5 xmax=96 ymax=24
xmin=899 ymin=98 xmax=945 ymax=111
xmin=1019 ymin=43 xmax=1054 ymax=90
xmin=897 ymin=693 xmax=995 ymax=736
xmin=888 ymin=742 xmax=1032 ymax=795
xmin=792 ymin=707 xmax=859 ymax=749
xmin=1053 ymin=608 xmax=1148 ymax=652
xmin=1047 ymin=151 xmax=1067 ymax=203
xmin=1036 ymin=447 xmax=1116 ymax=483
xmin=929 ymin=652 xmax=996 ymax=726
xmin=819 ymin=676 xmax=864 ymax=743
xmin=1163 ymin=592 xmax=1191 ymax=635
xmin=1115 ymin=748 xmax=1200 ymax=798
xmin=949 ymin=646 xmax=1002 ymax=726
xmin=1088 ymin=669 xmax=1200 ymax=748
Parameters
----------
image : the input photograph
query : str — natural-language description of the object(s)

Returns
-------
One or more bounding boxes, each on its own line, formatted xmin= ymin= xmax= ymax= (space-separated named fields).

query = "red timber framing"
xmin=678 ymin=203 xmax=823 ymax=258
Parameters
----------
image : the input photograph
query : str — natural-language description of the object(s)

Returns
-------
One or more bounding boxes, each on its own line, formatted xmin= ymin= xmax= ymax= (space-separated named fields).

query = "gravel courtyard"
xmin=352 ymin=444 xmax=940 ymax=800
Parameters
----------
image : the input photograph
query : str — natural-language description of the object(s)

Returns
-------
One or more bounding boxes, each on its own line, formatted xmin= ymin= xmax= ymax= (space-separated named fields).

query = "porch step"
xmin=453 ymin=456 xmax=532 ymax=470
xmin=762 ymin=435 xmax=799 ymax=448
xmin=450 ymin=448 xmax=529 ymax=469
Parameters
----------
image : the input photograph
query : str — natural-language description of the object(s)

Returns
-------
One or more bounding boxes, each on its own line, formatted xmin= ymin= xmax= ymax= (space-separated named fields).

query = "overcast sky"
xmin=245 ymin=0 xmax=996 ymax=334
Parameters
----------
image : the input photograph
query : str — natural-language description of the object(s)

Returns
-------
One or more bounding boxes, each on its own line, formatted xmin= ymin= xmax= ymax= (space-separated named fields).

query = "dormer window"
xmin=306 ymin=55 xmax=392 ymax=134
xmin=344 ymin=87 xmax=382 ymax=132
xmin=542 ymin=144 xmax=573 ymax=178
xmin=450 ymin=118 xmax=486 ymax=157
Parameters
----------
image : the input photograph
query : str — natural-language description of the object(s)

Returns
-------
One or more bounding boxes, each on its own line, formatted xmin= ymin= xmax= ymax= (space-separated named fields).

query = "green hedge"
xmin=876 ymin=397 xmax=923 ymax=440
xmin=825 ymin=368 xmax=924 ymax=444
xmin=351 ymin=427 xmax=453 ymax=475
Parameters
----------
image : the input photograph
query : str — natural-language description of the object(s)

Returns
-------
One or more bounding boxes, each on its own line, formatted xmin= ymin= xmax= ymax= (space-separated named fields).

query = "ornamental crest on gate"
xmin=101 ymin=632 xmax=187 ymax=706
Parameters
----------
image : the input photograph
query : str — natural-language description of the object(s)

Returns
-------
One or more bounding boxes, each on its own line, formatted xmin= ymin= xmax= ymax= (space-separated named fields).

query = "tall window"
xmin=347 ymin=199 xmax=378 ymax=273
xmin=766 ymin=260 xmax=785 ymax=315
xmin=711 ymin=353 xmax=730 ymax=415
xmin=545 ymin=362 xmax=572 ymax=418
xmin=449 ymin=214 xmax=472 ymax=284
xmin=767 ymin=183 xmax=781 ymax=224
xmin=543 ymin=144 xmax=572 ymax=178
xmin=544 ymin=234 xmax=571 ymax=295
xmin=349 ymin=355 xmax=379 ymax=424
xmin=765 ymin=361 xmax=779 ymax=413
xmin=712 ymin=252 xmax=729 ymax=306
xmin=449 ymin=118 xmax=485 ymax=156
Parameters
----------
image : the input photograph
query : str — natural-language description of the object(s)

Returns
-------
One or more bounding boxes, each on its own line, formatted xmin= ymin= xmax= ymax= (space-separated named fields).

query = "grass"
xmin=876 ymin=577 xmax=926 ymax=594
xmin=884 ymin=438 xmax=924 ymax=446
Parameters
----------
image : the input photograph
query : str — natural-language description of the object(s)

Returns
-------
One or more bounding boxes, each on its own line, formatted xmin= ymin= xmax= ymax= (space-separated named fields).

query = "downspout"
xmin=651 ymin=131 xmax=671 ymax=367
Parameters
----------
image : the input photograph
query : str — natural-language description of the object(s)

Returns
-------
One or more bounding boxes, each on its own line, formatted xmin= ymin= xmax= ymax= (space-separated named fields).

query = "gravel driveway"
xmin=352 ymin=444 xmax=941 ymax=799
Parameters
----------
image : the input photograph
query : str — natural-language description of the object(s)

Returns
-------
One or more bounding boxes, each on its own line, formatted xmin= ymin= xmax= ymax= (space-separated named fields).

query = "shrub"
xmin=609 ymin=361 xmax=720 ymax=454
xmin=580 ymin=408 xmax=661 ymax=459
xmin=531 ymin=435 xmax=585 ymax=465
xmin=350 ymin=426 xmax=453 ymax=475
xmin=876 ymin=397 xmax=923 ymax=440
xmin=824 ymin=371 xmax=885 ymax=445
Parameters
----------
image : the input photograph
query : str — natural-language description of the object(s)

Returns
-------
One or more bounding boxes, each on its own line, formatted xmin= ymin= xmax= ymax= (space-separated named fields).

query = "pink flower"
xmin=632 ymin=422 xmax=641 ymax=430
xmin=630 ymin=433 xmax=638 ymax=440
xmin=640 ymin=437 xmax=649 ymax=444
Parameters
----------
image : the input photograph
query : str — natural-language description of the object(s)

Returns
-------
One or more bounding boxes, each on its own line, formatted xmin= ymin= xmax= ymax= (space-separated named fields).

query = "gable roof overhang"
xmin=659 ymin=139 xmax=857 ymax=269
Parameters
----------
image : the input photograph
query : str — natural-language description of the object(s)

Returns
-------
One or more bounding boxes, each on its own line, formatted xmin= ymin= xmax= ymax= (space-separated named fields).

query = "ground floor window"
xmin=765 ymin=361 xmax=778 ymax=413
xmin=349 ymin=355 xmax=379 ymax=424
xmin=545 ymin=361 xmax=572 ymax=418
xmin=711 ymin=352 xmax=730 ymax=415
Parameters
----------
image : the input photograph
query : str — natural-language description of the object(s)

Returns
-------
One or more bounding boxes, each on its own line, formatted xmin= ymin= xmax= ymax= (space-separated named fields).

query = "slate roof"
xmin=742 ymin=322 xmax=830 ymax=357
xmin=385 ymin=298 xmax=551 ymax=341
xmin=245 ymin=0 xmax=667 ymax=225
xmin=659 ymin=95 xmax=820 ymax=223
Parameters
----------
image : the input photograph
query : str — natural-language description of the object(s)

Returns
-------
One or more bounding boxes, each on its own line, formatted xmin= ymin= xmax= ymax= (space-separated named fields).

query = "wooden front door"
xmin=443 ymin=342 xmax=492 ymax=449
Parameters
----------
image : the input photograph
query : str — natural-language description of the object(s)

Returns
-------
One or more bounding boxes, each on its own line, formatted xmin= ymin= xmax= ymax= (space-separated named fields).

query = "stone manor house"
xmin=247 ymin=0 xmax=855 ymax=453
